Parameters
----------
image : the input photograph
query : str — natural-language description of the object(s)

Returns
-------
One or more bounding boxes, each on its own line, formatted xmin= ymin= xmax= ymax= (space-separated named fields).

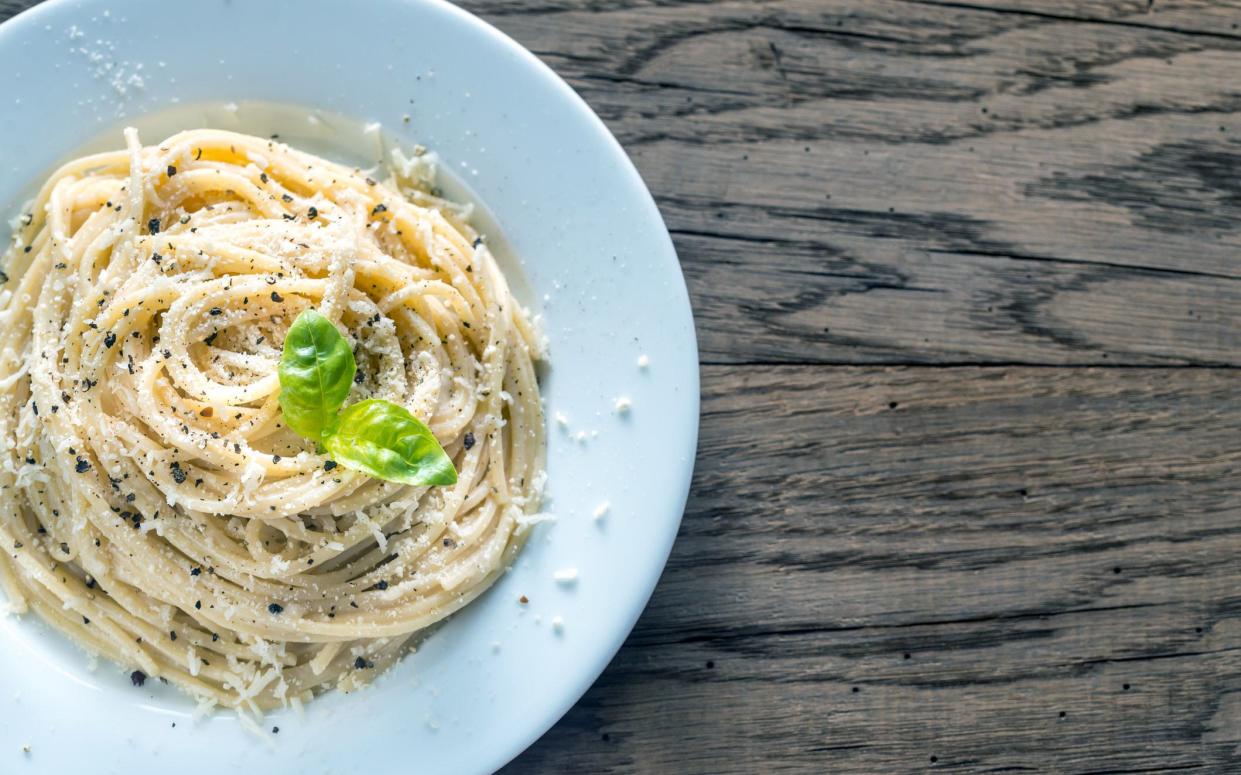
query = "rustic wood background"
xmin=7 ymin=0 xmax=1241 ymax=771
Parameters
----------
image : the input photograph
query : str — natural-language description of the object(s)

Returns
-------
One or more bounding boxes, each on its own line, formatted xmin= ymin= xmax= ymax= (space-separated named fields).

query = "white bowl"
xmin=0 ymin=1 xmax=698 ymax=773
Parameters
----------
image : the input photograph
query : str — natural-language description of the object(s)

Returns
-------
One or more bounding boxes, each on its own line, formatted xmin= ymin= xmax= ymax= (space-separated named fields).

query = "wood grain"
xmin=453 ymin=1 xmax=1241 ymax=771
xmin=506 ymin=365 xmax=1241 ymax=773
xmin=5 ymin=0 xmax=1241 ymax=771
xmin=461 ymin=0 xmax=1241 ymax=365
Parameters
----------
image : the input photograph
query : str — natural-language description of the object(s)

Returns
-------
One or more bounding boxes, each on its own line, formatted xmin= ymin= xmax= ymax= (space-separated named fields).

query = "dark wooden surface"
xmin=8 ymin=0 xmax=1241 ymax=771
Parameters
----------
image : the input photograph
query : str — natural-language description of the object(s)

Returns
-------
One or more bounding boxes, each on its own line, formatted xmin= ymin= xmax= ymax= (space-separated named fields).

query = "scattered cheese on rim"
xmin=592 ymin=501 xmax=610 ymax=520
xmin=552 ymin=616 xmax=564 ymax=633
xmin=554 ymin=411 xmax=569 ymax=427
xmin=614 ymin=397 xmax=632 ymax=414
xmin=553 ymin=568 xmax=579 ymax=584
xmin=637 ymin=354 xmax=650 ymax=369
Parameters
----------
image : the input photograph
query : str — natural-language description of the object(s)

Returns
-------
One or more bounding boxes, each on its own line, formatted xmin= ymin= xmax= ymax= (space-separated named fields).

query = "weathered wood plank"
xmin=682 ymin=230 xmax=1241 ymax=365
xmin=506 ymin=364 xmax=1241 ymax=773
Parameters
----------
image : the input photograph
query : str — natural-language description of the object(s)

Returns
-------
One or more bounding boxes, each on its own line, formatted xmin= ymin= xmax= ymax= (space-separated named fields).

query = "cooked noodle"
xmin=0 ymin=128 xmax=545 ymax=714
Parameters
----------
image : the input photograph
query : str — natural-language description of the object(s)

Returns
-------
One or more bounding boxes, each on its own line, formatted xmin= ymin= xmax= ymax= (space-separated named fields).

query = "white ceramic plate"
xmin=0 ymin=1 xmax=698 ymax=773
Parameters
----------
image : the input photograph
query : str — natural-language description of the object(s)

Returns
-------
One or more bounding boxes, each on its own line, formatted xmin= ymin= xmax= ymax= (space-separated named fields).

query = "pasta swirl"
xmin=0 ymin=128 xmax=545 ymax=715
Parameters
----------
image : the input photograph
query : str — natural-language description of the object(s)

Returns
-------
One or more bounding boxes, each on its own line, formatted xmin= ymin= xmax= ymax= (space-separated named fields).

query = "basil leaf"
xmin=278 ymin=310 xmax=356 ymax=441
xmin=323 ymin=399 xmax=457 ymax=486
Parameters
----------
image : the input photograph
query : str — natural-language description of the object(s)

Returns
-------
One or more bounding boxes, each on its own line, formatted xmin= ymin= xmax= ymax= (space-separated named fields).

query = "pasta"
xmin=0 ymin=128 xmax=545 ymax=715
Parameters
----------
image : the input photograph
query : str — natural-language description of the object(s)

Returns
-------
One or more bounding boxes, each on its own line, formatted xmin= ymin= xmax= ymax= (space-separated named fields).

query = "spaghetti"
xmin=0 ymin=128 xmax=545 ymax=715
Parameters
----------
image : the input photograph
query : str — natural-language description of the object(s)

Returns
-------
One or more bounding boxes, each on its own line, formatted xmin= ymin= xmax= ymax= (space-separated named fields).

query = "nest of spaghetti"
xmin=0 ymin=128 xmax=545 ymax=715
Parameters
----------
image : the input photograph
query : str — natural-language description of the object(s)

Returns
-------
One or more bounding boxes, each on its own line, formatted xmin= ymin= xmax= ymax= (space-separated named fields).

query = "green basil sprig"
xmin=277 ymin=309 xmax=457 ymax=486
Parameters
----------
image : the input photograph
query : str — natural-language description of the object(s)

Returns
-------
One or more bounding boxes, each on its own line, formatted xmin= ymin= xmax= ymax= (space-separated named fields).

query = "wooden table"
xmin=7 ymin=0 xmax=1241 ymax=771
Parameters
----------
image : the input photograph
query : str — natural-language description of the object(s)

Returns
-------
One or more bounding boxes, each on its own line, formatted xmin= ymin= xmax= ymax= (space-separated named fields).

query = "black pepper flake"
xmin=472 ymin=237 xmax=483 ymax=248
xmin=272 ymin=727 xmax=279 ymax=734
xmin=365 ymin=177 xmax=377 ymax=186
xmin=169 ymin=630 xmax=177 ymax=641
xmin=103 ymin=331 xmax=117 ymax=348
xmin=324 ymin=460 xmax=337 ymax=471
xmin=209 ymin=307 xmax=223 ymax=316
xmin=85 ymin=576 xmax=95 ymax=588
xmin=268 ymin=602 xmax=284 ymax=614
xmin=130 ymin=670 xmax=146 ymax=687
xmin=371 ymin=203 xmax=388 ymax=215
xmin=59 ymin=543 xmax=69 ymax=554
xmin=167 ymin=165 xmax=177 ymax=177
xmin=282 ymin=213 xmax=296 ymax=221
xmin=354 ymin=656 xmax=373 ymax=669
xmin=82 ymin=616 xmax=90 ymax=624
xmin=375 ymin=580 xmax=389 ymax=590
xmin=272 ymin=455 xmax=281 ymax=463
xmin=151 ymin=252 xmax=162 ymax=264
xmin=194 ymin=148 xmax=202 ymax=160
xmin=147 ymin=218 xmax=161 ymax=235
xmin=211 ymin=633 xmax=219 ymax=642
xmin=194 ymin=600 xmax=201 ymax=610
xmin=281 ymin=193 xmax=293 ymax=203
xmin=307 ymin=206 xmax=318 ymax=219
xmin=170 ymin=462 xmax=187 ymax=484
xmin=75 ymin=457 xmax=91 ymax=474
xmin=270 ymin=291 xmax=283 ymax=302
